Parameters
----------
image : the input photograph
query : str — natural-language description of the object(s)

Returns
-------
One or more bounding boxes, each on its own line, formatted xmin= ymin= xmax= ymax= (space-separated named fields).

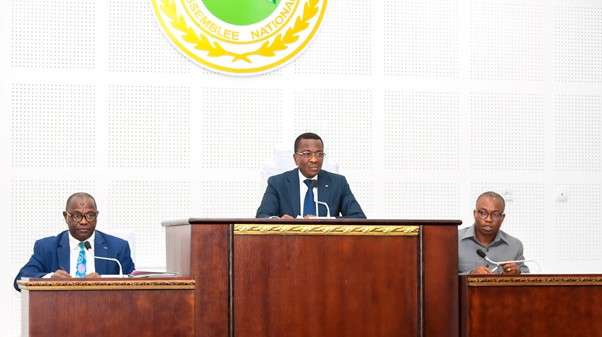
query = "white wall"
xmin=2 ymin=0 xmax=602 ymax=336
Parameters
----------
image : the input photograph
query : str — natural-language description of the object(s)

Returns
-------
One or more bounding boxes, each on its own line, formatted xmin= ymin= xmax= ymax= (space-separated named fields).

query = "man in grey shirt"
xmin=458 ymin=191 xmax=529 ymax=275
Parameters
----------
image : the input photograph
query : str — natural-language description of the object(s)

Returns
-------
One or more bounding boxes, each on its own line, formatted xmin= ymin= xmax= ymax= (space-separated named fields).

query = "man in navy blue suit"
xmin=14 ymin=192 xmax=135 ymax=291
xmin=256 ymin=133 xmax=366 ymax=219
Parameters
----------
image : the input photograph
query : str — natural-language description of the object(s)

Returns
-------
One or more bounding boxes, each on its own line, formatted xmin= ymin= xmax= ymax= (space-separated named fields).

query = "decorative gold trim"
xmin=234 ymin=224 xmax=419 ymax=236
xmin=160 ymin=0 xmax=319 ymax=63
xmin=17 ymin=279 xmax=195 ymax=291
xmin=467 ymin=276 xmax=602 ymax=287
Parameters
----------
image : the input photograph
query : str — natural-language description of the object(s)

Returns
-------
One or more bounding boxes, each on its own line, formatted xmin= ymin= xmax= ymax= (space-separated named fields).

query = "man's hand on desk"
xmin=470 ymin=266 xmax=494 ymax=275
xmin=501 ymin=262 xmax=520 ymax=275
xmin=51 ymin=269 xmax=71 ymax=278
xmin=51 ymin=270 xmax=101 ymax=278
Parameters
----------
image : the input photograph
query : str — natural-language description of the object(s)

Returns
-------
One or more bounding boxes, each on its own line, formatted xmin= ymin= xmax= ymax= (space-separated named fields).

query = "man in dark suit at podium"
xmin=14 ymin=192 xmax=135 ymax=291
xmin=256 ymin=132 xmax=366 ymax=219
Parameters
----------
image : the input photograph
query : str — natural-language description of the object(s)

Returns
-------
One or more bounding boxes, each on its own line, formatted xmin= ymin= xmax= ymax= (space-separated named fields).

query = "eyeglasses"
xmin=476 ymin=209 xmax=503 ymax=221
xmin=66 ymin=211 xmax=99 ymax=222
xmin=295 ymin=152 xmax=326 ymax=159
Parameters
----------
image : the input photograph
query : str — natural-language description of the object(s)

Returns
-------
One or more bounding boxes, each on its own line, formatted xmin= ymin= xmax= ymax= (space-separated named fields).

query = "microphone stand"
xmin=312 ymin=180 xmax=319 ymax=217
xmin=85 ymin=241 xmax=124 ymax=277
xmin=94 ymin=256 xmax=124 ymax=277
xmin=476 ymin=249 xmax=541 ymax=273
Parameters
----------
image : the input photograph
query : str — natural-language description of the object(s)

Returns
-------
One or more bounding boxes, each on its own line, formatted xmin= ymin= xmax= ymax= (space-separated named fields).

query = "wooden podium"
xmin=163 ymin=218 xmax=461 ymax=337
xmin=460 ymin=274 xmax=602 ymax=337
xmin=18 ymin=278 xmax=195 ymax=337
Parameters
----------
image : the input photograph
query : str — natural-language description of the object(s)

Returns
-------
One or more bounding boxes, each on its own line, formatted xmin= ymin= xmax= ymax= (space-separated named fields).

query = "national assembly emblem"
xmin=151 ymin=0 xmax=328 ymax=75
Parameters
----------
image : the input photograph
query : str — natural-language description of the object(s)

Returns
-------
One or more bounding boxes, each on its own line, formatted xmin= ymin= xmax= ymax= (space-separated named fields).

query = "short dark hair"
xmin=294 ymin=132 xmax=323 ymax=152
xmin=475 ymin=191 xmax=505 ymax=209
xmin=66 ymin=192 xmax=97 ymax=210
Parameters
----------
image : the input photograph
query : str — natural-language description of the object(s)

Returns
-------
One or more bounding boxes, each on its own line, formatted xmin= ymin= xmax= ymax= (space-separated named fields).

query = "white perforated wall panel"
xmin=554 ymin=6 xmax=602 ymax=83
xmin=108 ymin=0 xmax=191 ymax=73
xmin=11 ymin=0 xmax=95 ymax=69
xmin=384 ymin=0 xmax=459 ymax=77
xmin=470 ymin=93 xmax=545 ymax=171
xmin=196 ymin=180 xmax=263 ymax=218
xmin=11 ymin=84 xmax=96 ymax=167
xmin=556 ymin=184 xmax=602 ymax=261
xmin=293 ymin=0 xmax=372 ymax=75
xmin=384 ymin=182 xmax=462 ymax=219
xmin=198 ymin=88 xmax=283 ymax=169
xmin=384 ymin=91 xmax=460 ymax=170
xmin=108 ymin=85 xmax=191 ymax=168
xmin=470 ymin=2 xmax=544 ymax=81
xmin=555 ymin=94 xmax=601 ymax=171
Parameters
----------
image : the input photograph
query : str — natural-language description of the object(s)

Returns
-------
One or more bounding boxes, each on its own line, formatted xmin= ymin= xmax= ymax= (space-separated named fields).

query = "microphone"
xmin=476 ymin=249 xmax=498 ymax=265
xmin=84 ymin=241 xmax=124 ymax=277
xmin=312 ymin=179 xmax=318 ymax=216
xmin=312 ymin=180 xmax=333 ymax=218
xmin=476 ymin=249 xmax=540 ymax=273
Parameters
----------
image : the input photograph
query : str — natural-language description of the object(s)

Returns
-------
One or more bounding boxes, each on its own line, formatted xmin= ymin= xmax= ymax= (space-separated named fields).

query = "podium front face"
xmin=235 ymin=228 xmax=419 ymax=336
xmin=164 ymin=219 xmax=460 ymax=337
xmin=18 ymin=278 xmax=195 ymax=337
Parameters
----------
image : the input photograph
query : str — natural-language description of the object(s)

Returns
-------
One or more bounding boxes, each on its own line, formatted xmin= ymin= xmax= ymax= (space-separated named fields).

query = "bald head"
xmin=65 ymin=192 xmax=97 ymax=210
xmin=475 ymin=191 xmax=505 ymax=211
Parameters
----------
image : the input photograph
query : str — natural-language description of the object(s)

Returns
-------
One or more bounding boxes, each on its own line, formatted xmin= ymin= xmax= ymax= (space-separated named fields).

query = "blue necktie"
xmin=303 ymin=179 xmax=316 ymax=216
xmin=75 ymin=242 xmax=86 ymax=278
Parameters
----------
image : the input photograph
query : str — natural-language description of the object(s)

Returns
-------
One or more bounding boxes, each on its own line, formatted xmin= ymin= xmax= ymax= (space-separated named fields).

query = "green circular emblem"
xmin=203 ymin=0 xmax=281 ymax=26
xmin=151 ymin=0 xmax=328 ymax=75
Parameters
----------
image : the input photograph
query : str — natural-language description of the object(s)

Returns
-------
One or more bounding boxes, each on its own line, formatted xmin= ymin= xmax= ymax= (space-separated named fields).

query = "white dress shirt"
xmin=68 ymin=232 xmax=96 ymax=276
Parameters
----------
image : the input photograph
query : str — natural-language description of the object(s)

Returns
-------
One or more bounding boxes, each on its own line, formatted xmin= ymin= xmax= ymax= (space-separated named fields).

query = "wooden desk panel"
xmin=233 ymin=235 xmax=419 ymax=337
xmin=460 ymin=275 xmax=602 ymax=337
xmin=19 ymin=278 xmax=195 ymax=337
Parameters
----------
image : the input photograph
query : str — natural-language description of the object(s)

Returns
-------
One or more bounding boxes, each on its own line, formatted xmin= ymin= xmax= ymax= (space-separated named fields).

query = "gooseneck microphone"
xmin=476 ymin=249 xmax=499 ymax=265
xmin=312 ymin=179 xmax=319 ymax=216
xmin=476 ymin=249 xmax=541 ymax=273
xmin=312 ymin=179 xmax=333 ymax=218
xmin=84 ymin=241 xmax=124 ymax=277
xmin=476 ymin=249 xmax=500 ymax=272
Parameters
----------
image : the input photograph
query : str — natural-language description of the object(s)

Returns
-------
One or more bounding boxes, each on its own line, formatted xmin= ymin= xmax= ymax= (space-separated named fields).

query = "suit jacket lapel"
xmin=94 ymin=231 xmax=108 ymax=258
xmin=288 ymin=169 xmax=301 ymax=217
xmin=57 ymin=231 xmax=71 ymax=272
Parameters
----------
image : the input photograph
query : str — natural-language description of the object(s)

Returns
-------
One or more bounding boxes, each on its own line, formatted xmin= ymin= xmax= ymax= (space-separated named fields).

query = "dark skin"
xmin=470 ymin=195 xmax=520 ymax=275
xmin=280 ymin=138 xmax=324 ymax=219
xmin=52 ymin=195 xmax=100 ymax=279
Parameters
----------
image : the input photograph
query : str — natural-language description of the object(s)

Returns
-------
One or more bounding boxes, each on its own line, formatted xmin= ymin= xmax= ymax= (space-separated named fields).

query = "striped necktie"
xmin=75 ymin=242 xmax=86 ymax=278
